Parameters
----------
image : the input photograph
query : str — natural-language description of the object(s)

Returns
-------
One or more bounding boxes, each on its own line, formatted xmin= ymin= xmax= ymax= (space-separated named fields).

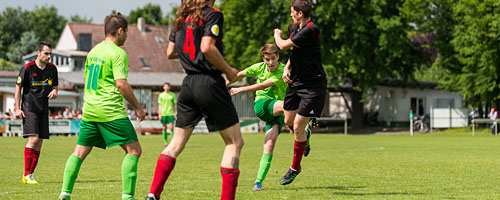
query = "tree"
xmin=7 ymin=31 xmax=39 ymax=64
xmin=221 ymin=0 xmax=291 ymax=70
xmin=128 ymin=3 xmax=167 ymax=25
xmin=0 ymin=7 xmax=30 ymax=60
xmin=70 ymin=14 xmax=93 ymax=23
xmin=315 ymin=0 xmax=426 ymax=127
xmin=28 ymin=6 xmax=67 ymax=46
xmin=0 ymin=58 xmax=18 ymax=71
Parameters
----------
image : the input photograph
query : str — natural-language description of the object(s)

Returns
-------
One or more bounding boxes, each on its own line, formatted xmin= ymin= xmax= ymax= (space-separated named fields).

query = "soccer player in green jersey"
xmin=58 ymin=13 xmax=146 ymax=200
xmin=227 ymin=44 xmax=287 ymax=191
xmin=158 ymin=82 xmax=177 ymax=145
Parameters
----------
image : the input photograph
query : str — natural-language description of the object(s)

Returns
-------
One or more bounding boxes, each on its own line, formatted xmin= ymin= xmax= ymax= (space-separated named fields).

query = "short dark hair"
xmin=104 ymin=12 xmax=128 ymax=36
xmin=260 ymin=44 xmax=279 ymax=56
xmin=291 ymin=0 xmax=312 ymax=18
xmin=164 ymin=82 xmax=171 ymax=86
xmin=38 ymin=41 xmax=52 ymax=51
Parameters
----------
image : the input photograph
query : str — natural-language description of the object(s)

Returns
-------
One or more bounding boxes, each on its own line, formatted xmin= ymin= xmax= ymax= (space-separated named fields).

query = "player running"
xmin=145 ymin=0 xmax=243 ymax=199
xmin=274 ymin=0 xmax=327 ymax=185
xmin=15 ymin=41 xmax=58 ymax=184
xmin=58 ymin=13 xmax=145 ymax=200
xmin=158 ymin=82 xmax=176 ymax=145
xmin=227 ymin=44 xmax=288 ymax=191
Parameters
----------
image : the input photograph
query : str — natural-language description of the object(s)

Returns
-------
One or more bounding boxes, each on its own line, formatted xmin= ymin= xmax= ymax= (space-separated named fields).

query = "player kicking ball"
xmin=274 ymin=0 xmax=327 ymax=185
xmin=227 ymin=44 xmax=288 ymax=191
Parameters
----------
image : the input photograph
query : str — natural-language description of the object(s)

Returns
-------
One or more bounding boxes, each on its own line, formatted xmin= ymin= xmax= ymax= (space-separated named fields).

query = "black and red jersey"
xmin=288 ymin=21 xmax=326 ymax=87
xmin=17 ymin=61 xmax=58 ymax=114
xmin=169 ymin=6 xmax=224 ymax=75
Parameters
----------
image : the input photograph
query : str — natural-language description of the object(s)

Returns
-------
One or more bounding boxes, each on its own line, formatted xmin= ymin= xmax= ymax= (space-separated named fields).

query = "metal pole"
xmin=344 ymin=115 xmax=347 ymax=135
xmin=410 ymin=110 xmax=413 ymax=136
xmin=472 ymin=120 xmax=475 ymax=136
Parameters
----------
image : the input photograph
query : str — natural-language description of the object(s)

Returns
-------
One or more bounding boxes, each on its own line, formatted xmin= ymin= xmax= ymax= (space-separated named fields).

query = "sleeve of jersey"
xmin=243 ymin=63 xmax=260 ymax=77
xmin=113 ymin=51 xmax=129 ymax=80
xmin=203 ymin=11 xmax=223 ymax=41
xmin=168 ymin=29 xmax=176 ymax=42
xmin=16 ymin=66 xmax=27 ymax=86
xmin=291 ymin=26 xmax=313 ymax=47
xmin=173 ymin=94 xmax=177 ymax=104
xmin=53 ymin=68 xmax=59 ymax=86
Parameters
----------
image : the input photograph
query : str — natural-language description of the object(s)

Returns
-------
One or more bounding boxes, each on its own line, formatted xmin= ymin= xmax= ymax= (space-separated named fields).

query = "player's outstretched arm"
xmin=282 ymin=59 xmax=292 ymax=83
xmin=274 ymin=29 xmax=295 ymax=50
xmin=230 ymin=80 xmax=275 ymax=96
xmin=226 ymin=71 xmax=246 ymax=86
xmin=166 ymin=41 xmax=178 ymax=59
xmin=200 ymin=36 xmax=238 ymax=82
xmin=116 ymin=79 xmax=145 ymax=122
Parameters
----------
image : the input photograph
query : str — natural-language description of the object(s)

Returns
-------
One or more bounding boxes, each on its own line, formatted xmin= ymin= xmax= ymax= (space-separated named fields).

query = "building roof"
xmin=64 ymin=23 xmax=184 ymax=73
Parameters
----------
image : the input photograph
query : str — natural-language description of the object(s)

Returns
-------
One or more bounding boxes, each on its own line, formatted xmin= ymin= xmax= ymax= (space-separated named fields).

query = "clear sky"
xmin=0 ymin=0 xmax=181 ymax=23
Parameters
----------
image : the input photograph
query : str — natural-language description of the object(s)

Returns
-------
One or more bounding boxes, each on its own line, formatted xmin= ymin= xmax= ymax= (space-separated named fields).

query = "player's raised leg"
xmin=147 ymin=127 xmax=193 ymax=200
xmin=280 ymin=115 xmax=309 ymax=185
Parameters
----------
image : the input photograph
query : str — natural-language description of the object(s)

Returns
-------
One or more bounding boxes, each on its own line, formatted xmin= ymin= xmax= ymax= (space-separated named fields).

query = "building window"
xmin=437 ymin=98 xmax=454 ymax=108
xmin=139 ymin=57 xmax=150 ymax=69
xmin=411 ymin=97 xmax=426 ymax=116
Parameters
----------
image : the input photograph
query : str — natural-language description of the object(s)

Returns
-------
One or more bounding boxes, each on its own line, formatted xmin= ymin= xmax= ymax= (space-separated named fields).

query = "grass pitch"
xmin=1 ymin=129 xmax=500 ymax=199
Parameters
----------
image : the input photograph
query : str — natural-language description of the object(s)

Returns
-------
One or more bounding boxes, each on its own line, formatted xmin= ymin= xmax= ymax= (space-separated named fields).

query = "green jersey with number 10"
xmin=82 ymin=41 xmax=129 ymax=122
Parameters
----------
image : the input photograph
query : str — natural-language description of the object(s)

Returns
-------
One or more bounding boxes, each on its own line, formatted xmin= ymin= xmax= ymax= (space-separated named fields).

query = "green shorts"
xmin=160 ymin=115 xmax=175 ymax=124
xmin=254 ymin=98 xmax=284 ymax=133
xmin=77 ymin=117 xmax=138 ymax=149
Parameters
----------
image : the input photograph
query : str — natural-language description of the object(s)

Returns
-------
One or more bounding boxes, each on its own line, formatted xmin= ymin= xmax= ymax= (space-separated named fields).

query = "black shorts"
xmin=22 ymin=112 xmax=49 ymax=139
xmin=175 ymin=74 xmax=239 ymax=132
xmin=284 ymin=80 xmax=327 ymax=118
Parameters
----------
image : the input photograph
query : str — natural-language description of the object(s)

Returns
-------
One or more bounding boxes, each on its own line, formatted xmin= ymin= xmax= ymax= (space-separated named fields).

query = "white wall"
xmin=4 ymin=94 xmax=14 ymax=113
xmin=55 ymin=25 xmax=77 ymax=51
xmin=365 ymin=86 xmax=463 ymax=122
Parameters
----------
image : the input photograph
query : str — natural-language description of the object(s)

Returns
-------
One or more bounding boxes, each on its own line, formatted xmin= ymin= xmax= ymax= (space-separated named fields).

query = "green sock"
xmin=162 ymin=129 xmax=168 ymax=144
xmin=170 ymin=129 xmax=174 ymax=137
xmin=122 ymin=154 xmax=139 ymax=197
xmin=256 ymin=153 xmax=273 ymax=183
xmin=61 ymin=154 xmax=83 ymax=194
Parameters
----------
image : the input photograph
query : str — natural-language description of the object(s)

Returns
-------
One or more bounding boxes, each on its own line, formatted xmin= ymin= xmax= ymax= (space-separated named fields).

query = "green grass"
xmin=2 ymin=132 xmax=500 ymax=199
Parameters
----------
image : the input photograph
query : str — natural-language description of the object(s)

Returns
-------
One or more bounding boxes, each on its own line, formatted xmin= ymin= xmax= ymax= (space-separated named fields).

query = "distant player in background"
xmin=227 ymin=44 xmax=287 ymax=191
xmin=158 ymin=82 xmax=176 ymax=145
xmin=15 ymin=41 xmax=59 ymax=184
xmin=274 ymin=0 xmax=327 ymax=185
xmin=145 ymin=0 xmax=244 ymax=199
xmin=58 ymin=12 xmax=145 ymax=200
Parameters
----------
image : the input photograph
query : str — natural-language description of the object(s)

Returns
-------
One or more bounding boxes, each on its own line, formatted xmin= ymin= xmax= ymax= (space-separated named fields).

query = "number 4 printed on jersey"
xmin=183 ymin=27 xmax=196 ymax=60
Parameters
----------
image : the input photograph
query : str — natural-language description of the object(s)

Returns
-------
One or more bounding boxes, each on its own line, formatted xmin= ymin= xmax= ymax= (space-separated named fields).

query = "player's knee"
xmin=234 ymin=137 xmax=244 ymax=150
xmin=129 ymin=147 xmax=142 ymax=158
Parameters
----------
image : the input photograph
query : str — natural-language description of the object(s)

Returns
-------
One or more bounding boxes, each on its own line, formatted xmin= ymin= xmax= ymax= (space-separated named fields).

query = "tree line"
xmin=1 ymin=1 xmax=499 ymax=125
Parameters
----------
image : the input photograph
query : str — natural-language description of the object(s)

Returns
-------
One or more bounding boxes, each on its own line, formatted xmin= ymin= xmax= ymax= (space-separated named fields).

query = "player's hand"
xmin=225 ymin=67 xmax=239 ymax=83
xmin=136 ymin=108 xmax=145 ymax=122
xmin=230 ymin=88 xmax=242 ymax=96
xmin=14 ymin=108 xmax=25 ymax=118
xmin=274 ymin=29 xmax=283 ymax=37
xmin=47 ymin=89 xmax=58 ymax=99
xmin=282 ymin=69 xmax=292 ymax=83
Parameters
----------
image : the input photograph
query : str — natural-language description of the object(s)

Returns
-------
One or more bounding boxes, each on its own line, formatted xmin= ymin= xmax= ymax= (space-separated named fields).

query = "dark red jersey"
xmin=169 ymin=6 xmax=224 ymax=75
xmin=288 ymin=21 xmax=325 ymax=87
xmin=17 ymin=61 xmax=58 ymax=113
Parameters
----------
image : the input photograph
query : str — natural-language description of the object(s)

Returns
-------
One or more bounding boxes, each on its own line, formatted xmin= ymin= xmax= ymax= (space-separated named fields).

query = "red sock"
xmin=149 ymin=154 xmax=176 ymax=198
xmin=30 ymin=150 xmax=40 ymax=174
xmin=24 ymin=147 xmax=34 ymax=176
xmin=220 ymin=167 xmax=239 ymax=200
xmin=291 ymin=140 xmax=307 ymax=170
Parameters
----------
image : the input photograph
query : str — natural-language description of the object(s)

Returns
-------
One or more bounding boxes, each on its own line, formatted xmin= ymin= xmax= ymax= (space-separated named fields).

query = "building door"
xmin=411 ymin=97 xmax=426 ymax=116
